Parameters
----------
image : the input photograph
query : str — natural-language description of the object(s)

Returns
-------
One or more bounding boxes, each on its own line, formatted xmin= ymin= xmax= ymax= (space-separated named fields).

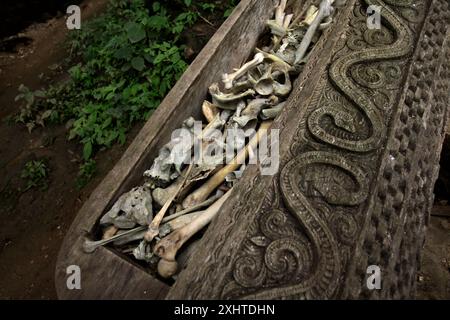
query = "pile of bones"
xmin=84 ymin=0 xmax=343 ymax=280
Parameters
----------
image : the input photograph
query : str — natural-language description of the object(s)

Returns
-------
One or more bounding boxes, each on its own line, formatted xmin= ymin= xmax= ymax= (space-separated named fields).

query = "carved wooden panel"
xmin=168 ymin=0 xmax=450 ymax=299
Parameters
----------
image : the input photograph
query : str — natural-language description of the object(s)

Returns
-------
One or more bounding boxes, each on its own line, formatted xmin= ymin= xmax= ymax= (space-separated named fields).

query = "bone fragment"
xmin=144 ymin=164 xmax=193 ymax=243
xmin=294 ymin=0 xmax=335 ymax=64
xmin=102 ymin=226 xmax=119 ymax=240
xmin=255 ymin=48 xmax=293 ymax=70
xmin=112 ymin=211 xmax=204 ymax=246
xmin=143 ymin=118 xmax=196 ymax=187
xmin=162 ymin=192 xmax=223 ymax=223
xmin=209 ymin=83 xmax=255 ymax=110
xmin=202 ymin=101 xmax=219 ymax=123
xmin=154 ymin=190 xmax=232 ymax=278
xmin=99 ymin=185 xmax=153 ymax=229
xmin=182 ymin=121 xmax=273 ymax=208
xmin=283 ymin=13 xmax=293 ymax=29
xmin=83 ymin=225 xmax=147 ymax=253
xmin=233 ymin=98 xmax=273 ymax=127
xmin=261 ymin=101 xmax=287 ymax=120
xmin=275 ymin=0 xmax=287 ymax=26
xmin=221 ymin=53 xmax=264 ymax=90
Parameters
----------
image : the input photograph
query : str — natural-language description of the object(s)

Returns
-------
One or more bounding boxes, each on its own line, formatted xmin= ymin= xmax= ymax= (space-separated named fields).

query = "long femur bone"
xmin=154 ymin=189 xmax=233 ymax=278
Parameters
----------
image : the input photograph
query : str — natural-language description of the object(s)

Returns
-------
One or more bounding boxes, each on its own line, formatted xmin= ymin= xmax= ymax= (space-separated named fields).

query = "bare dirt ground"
xmin=0 ymin=0 xmax=122 ymax=299
xmin=0 ymin=0 xmax=448 ymax=300
xmin=417 ymin=137 xmax=450 ymax=299
xmin=416 ymin=216 xmax=450 ymax=299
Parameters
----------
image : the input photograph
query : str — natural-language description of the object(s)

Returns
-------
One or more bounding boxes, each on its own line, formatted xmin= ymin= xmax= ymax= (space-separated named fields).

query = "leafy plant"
xmin=21 ymin=160 xmax=50 ymax=191
xmin=15 ymin=0 xmax=238 ymax=187
xmin=224 ymin=0 xmax=239 ymax=17
xmin=76 ymin=159 xmax=97 ymax=189
xmin=199 ymin=2 xmax=217 ymax=13
xmin=15 ymin=85 xmax=52 ymax=132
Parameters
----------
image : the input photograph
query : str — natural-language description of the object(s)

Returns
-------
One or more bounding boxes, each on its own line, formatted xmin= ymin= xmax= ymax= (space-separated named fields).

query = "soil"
xmin=0 ymin=0 xmax=220 ymax=299
xmin=0 ymin=0 xmax=448 ymax=300
xmin=417 ymin=136 xmax=450 ymax=299
xmin=416 ymin=216 xmax=450 ymax=299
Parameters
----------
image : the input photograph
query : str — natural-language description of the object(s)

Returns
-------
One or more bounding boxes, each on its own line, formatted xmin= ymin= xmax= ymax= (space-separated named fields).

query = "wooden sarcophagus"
xmin=56 ymin=0 xmax=450 ymax=299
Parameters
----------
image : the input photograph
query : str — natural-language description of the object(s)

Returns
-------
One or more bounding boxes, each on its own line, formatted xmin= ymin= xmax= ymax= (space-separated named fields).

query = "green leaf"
xmin=224 ymin=8 xmax=234 ymax=18
xmin=143 ymin=53 xmax=154 ymax=64
xmin=121 ymin=63 xmax=131 ymax=72
xmin=114 ymin=46 xmax=133 ymax=60
xmin=118 ymin=131 xmax=126 ymax=144
xmin=101 ymin=117 xmax=112 ymax=129
xmin=131 ymin=57 xmax=145 ymax=71
xmin=152 ymin=2 xmax=160 ymax=12
xmin=68 ymin=128 xmax=77 ymax=140
xmin=184 ymin=0 xmax=192 ymax=6
xmin=126 ymin=22 xmax=146 ymax=43
xmin=83 ymin=141 xmax=93 ymax=160
xmin=147 ymin=15 xmax=169 ymax=31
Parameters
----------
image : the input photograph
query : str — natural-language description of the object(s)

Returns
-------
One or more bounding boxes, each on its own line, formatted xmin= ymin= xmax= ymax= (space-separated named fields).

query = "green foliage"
xmin=76 ymin=159 xmax=97 ymax=189
xmin=15 ymin=0 xmax=238 ymax=187
xmin=21 ymin=160 xmax=49 ymax=191
xmin=15 ymin=84 xmax=52 ymax=132
xmin=224 ymin=0 xmax=239 ymax=17
xmin=199 ymin=2 xmax=217 ymax=13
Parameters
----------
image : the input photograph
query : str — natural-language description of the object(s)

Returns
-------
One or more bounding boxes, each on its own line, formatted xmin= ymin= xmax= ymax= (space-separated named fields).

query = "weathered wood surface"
xmin=168 ymin=0 xmax=450 ymax=299
xmin=55 ymin=0 xmax=279 ymax=299
xmin=56 ymin=0 xmax=450 ymax=300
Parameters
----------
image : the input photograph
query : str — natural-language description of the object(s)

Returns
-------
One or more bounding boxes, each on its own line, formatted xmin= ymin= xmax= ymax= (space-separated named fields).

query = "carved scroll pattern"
xmin=220 ymin=0 xmax=431 ymax=299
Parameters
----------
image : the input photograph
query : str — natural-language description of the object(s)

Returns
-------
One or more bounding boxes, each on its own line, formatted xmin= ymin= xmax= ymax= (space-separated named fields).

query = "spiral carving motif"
xmin=233 ymin=256 xmax=267 ymax=288
xmin=331 ymin=211 xmax=359 ymax=246
xmin=308 ymin=0 xmax=413 ymax=152
xmin=264 ymin=239 xmax=309 ymax=275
